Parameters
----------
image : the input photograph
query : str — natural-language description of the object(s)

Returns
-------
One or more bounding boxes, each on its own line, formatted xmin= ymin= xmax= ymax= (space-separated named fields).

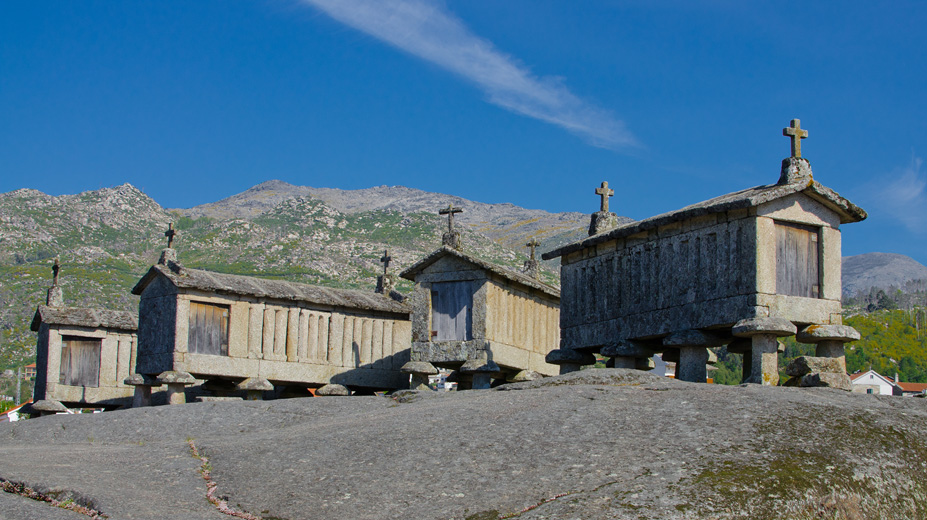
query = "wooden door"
xmin=775 ymin=222 xmax=820 ymax=298
xmin=59 ymin=337 xmax=101 ymax=387
xmin=188 ymin=302 xmax=230 ymax=356
xmin=431 ymin=281 xmax=473 ymax=341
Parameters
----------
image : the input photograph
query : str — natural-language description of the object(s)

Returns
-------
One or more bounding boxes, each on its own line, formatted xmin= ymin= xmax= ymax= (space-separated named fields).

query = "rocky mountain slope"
xmin=842 ymin=252 xmax=927 ymax=296
xmin=180 ymin=180 xmax=601 ymax=252
xmin=2 ymin=370 xmax=925 ymax=520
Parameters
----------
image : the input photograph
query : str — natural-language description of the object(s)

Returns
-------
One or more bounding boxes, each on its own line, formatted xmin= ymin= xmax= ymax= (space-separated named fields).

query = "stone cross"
xmin=595 ymin=182 xmax=614 ymax=212
xmin=526 ymin=239 xmax=540 ymax=260
xmin=165 ymin=222 xmax=176 ymax=249
xmin=380 ymin=249 xmax=391 ymax=275
xmin=783 ymin=119 xmax=809 ymax=158
xmin=439 ymin=204 xmax=463 ymax=233
xmin=52 ymin=256 xmax=60 ymax=286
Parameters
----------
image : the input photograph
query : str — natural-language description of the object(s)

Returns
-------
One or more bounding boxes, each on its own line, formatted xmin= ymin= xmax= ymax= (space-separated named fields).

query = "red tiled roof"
xmin=896 ymin=382 xmax=927 ymax=393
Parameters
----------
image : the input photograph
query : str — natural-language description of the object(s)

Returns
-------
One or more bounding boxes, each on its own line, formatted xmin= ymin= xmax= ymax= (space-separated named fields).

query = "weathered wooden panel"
xmin=776 ymin=222 xmax=820 ymax=298
xmin=59 ymin=337 xmax=101 ymax=387
xmin=431 ymin=281 xmax=473 ymax=341
xmin=188 ymin=302 xmax=229 ymax=356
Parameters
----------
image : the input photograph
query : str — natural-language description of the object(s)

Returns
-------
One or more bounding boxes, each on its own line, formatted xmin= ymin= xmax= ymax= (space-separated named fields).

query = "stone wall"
xmin=559 ymin=196 xmax=843 ymax=350
xmin=483 ymin=278 xmax=559 ymax=374
xmin=135 ymin=275 xmax=179 ymax=375
xmin=138 ymin=285 xmax=411 ymax=389
xmin=35 ymin=323 xmax=136 ymax=406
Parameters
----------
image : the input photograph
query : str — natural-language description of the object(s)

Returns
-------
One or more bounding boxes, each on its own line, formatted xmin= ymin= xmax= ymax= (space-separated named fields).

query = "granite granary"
xmin=399 ymin=207 xmax=561 ymax=389
xmin=543 ymin=120 xmax=867 ymax=387
xmin=129 ymin=231 xmax=412 ymax=403
xmin=30 ymin=258 xmax=138 ymax=411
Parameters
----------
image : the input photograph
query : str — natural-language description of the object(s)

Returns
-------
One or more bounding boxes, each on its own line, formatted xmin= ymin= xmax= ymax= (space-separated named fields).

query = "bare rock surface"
xmin=2 ymin=369 xmax=926 ymax=520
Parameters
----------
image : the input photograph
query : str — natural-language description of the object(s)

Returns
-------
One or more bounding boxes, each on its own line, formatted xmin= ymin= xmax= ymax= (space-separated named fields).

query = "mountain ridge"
xmin=842 ymin=252 xmax=927 ymax=296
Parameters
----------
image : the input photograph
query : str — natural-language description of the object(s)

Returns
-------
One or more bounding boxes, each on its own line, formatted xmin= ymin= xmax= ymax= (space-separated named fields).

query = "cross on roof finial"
xmin=380 ymin=249 xmax=391 ymax=275
xmin=595 ymin=181 xmax=614 ymax=212
xmin=526 ymin=239 xmax=540 ymax=261
xmin=52 ymin=256 xmax=60 ymax=286
xmin=165 ymin=222 xmax=176 ymax=249
xmin=783 ymin=119 xmax=809 ymax=158
xmin=438 ymin=204 xmax=463 ymax=233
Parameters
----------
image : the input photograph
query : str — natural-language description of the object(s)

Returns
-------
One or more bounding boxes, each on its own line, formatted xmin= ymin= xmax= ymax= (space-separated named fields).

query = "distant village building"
xmin=849 ymin=369 xmax=895 ymax=395
xmin=399 ymin=207 xmax=560 ymax=389
xmin=850 ymin=369 xmax=927 ymax=396
xmin=130 ymin=228 xmax=412 ymax=402
xmin=31 ymin=258 xmax=138 ymax=409
xmin=543 ymin=120 xmax=867 ymax=387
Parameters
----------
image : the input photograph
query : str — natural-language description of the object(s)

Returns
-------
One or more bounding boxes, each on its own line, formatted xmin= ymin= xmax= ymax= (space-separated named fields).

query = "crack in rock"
xmin=188 ymin=439 xmax=264 ymax=520
xmin=0 ymin=477 xmax=108 ymax=519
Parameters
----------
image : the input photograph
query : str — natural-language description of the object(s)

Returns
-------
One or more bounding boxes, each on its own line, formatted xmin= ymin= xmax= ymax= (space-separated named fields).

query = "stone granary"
xmin=542 ymin=120 xmax=867 ymax=385
xmin=30 ymin=258 xmax=138 ymax=409
xmin=399 ymin=208 xmax=561 ymax=389
xmin=130 ymin=233 xmax=412 ymax=402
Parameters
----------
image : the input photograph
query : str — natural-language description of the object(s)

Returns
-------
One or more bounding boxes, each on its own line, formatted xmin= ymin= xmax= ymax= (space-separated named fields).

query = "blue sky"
xmin=2 ymin=1 xmax=926 ymax=264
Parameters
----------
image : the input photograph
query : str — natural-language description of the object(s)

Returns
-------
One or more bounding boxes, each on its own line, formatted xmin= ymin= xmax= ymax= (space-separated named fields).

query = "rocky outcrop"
xmin=1 ymin=369 xmax=924 ymax=520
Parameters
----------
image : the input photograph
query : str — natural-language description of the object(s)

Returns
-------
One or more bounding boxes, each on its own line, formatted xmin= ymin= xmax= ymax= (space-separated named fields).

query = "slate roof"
xmin=399 ymin=246 xmax=560 ymax=299
xmin=543 ymin=177 xmax=867 ymax=260
xmin=31 ymin=305 xmax=138 ymax=332
xmin=132 ymin=263 xmax=410 ymax=315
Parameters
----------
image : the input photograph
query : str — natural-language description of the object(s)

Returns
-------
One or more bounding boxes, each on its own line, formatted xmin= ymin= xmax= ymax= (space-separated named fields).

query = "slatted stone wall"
xmin=484 ymin=283 xmax=559 ymax=355
xmin=559 ymin=211 xmax=758 ymax=345
xmin=240 ymin=302 xmax=408 ymax=370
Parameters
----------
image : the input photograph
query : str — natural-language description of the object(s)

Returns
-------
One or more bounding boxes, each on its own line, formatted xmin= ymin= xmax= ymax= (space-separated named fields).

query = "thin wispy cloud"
xmin=300 ymin=0 xmax=638 ymax=150
xmin=871 ymin=155 xmax=927 ymax=233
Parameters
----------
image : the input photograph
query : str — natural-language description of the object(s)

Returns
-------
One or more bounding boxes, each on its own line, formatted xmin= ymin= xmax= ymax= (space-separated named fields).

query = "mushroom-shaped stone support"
xmin=30 ymin=399 xmax=68 ymax=417
xmin=157 ymin=370 xmax=197 ymax=405
xmin=237 ymin=377 xmax=274 ymax=401
xmin=460 ymin=357 xmax=501 ymax=390
xmin=663 ymin=330 xmax=728 ymax=383
xmin=401 ymin=361 xmax=438 ymax=391
xmin=545 ymin=349 xmax=596 ymax=375
xmin=601 ymin=341 xmax=654 ymax=370
xmin=732 ymin=317 xmax=796 ymax=386
xmin=124 ymin=373 xmax=160 ymax=408
xmin=316 ymin=383 xmax=350 ymax=396
xmin=795 ymin=324 xmax=860 ymax=381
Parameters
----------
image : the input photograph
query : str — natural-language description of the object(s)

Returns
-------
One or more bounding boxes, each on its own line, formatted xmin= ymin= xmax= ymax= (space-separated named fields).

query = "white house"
xmin=849 ymin=370 xmax=895 ymax=395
